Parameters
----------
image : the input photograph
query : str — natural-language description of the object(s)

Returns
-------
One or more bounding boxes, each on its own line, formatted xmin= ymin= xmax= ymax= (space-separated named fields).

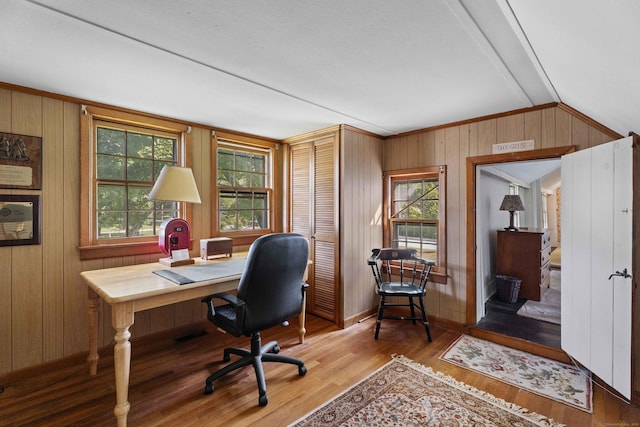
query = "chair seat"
xmin=211 ymin=304 xmax=242 ymax=337
xmin=378 ymin=282 xmax=426 ymax=296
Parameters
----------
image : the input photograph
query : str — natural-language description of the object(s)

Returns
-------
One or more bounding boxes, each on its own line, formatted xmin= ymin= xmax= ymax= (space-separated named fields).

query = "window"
xmin=384 ymin=166 xmax=447 ymax=284
xmin=216 ymin=140 xmax=272 ymax=236
xmin=80 ymin=105 xmax=191 ymax=259
xmin=95 ymin=123 xmax=178 ymax=239
xmin=541 ymin=192 xmax=549 ymax=229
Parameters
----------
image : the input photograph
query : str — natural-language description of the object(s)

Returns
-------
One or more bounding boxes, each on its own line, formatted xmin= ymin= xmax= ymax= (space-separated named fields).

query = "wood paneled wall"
xmin=0 ymin=88 xmax=227 ymax=375
xmin=0 ymin=86 xmax=620 ymax=377
xmin=383 ymin=105 xmax=619 ymax=325
xmin=0 ymin=89 xmax=80 ymax=373
xmin=340 ymin=127 xmax=383 ymax=325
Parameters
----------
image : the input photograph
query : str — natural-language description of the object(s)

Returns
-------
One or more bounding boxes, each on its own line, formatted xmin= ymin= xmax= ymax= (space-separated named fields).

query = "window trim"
xmin=383 ymin=166 xmax=447 ymax=284
xmin=79 ymin=105 xmax=192 ymax=260
xmin=211 ymin=131 xmax=278 ymax=246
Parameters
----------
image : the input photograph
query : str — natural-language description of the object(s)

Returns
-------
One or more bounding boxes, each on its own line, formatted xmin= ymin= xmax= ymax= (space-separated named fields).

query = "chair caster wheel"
xmin=204 ymin=383 xmax=214 ymax=395
xmin=299 ymin=365 xmax=307 ymax=376
xmin=259 ymin=394 xmax=268 ymax=406
xmin=272 ymin=344 xmax=280 ymax=354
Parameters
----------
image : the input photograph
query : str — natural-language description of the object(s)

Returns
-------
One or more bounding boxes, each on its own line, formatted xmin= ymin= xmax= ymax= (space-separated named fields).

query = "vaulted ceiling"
xmin=1 ymin=0 xmax=638 ymax=140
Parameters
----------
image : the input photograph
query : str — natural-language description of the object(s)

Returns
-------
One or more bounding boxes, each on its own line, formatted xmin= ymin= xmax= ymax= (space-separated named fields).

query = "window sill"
xmin=79 ymin=241 xmax=161 ymax=260
xmin=429 ymin=271 xmax=448 ymax=285
xmin=216 ymin=230 xmax=271 ymax=247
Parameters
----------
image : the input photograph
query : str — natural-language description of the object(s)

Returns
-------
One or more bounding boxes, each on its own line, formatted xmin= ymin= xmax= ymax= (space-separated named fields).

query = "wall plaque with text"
xmin=0 ymin=132 xmax=42 ymax=189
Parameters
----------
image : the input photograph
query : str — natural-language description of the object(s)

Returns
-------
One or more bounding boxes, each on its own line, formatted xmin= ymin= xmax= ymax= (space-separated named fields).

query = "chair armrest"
xmin=367 ymin=248 xmax=381 ymax=265
xmin=201 ymin=292 xmax=244 ymax=317
xmin=201 ymin=291 xmax=241 ymax=305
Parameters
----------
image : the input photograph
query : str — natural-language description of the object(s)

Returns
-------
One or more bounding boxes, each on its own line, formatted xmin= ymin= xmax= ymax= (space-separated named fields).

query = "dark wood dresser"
xmin=496 ymin=228 xmax=551 ymax=301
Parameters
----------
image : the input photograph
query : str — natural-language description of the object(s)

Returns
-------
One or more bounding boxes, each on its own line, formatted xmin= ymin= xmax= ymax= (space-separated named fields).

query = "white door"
xmin=561 ymin=136 xmax=633 ymax=399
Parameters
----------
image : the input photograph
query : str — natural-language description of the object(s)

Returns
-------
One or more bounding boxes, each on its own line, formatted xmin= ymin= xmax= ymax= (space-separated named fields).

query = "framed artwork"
xmin=0 ymin=132 xmax=42 ymax=189
xmin=0 ymin=194 xmax=40 ymax=246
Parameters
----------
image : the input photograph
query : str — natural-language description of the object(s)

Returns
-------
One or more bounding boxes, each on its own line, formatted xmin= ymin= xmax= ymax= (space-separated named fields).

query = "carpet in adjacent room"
xmin=517 ymin=269 xmax=561 ymax=324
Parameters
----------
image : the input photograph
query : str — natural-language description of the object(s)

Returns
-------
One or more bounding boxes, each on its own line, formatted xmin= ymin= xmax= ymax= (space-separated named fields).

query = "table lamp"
xmin=499 ymin=194 xmax=524 ymax=231
xmin=148 ymin=166 xmax=201 ymax=266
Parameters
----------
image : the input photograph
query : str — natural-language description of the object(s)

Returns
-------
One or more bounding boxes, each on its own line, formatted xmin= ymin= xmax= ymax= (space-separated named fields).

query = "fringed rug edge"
xmin=392 ymin=354 xmax=565 ymax=427
xmin=439 ymin=335 xmax=593 ymax=413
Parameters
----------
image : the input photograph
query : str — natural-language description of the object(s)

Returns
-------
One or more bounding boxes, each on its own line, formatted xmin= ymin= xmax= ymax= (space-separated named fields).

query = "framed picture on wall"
xmin=0 ymin=132 xmax=42 ymax=190
xmin=0 ymin=194 xmax=40 ymax=246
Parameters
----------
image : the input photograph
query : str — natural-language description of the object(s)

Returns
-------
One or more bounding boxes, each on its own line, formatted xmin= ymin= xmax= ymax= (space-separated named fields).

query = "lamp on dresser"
xmin=499 ymin=194 xmax=525 ymax=231
xmin=148 ymin=165 xmax=201 ymax=266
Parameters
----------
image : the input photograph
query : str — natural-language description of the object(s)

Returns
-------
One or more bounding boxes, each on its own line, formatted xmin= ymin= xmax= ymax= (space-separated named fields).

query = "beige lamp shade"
xmin=148 ymin=166 xmax=201 ymax=204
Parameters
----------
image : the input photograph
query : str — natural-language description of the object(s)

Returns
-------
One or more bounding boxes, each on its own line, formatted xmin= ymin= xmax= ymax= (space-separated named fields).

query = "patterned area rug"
xmin=517 ymin=270 xmax=561 ymax=324
xmin=289 ymin=355 xmax=563 ymax=426
xmin=440 ymin=335 xmax=592 ymax=413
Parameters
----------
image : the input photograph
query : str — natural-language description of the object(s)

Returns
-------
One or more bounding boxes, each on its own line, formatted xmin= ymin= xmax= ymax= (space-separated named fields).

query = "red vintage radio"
xmin=158 ymin=218 xmax=193 ymax=266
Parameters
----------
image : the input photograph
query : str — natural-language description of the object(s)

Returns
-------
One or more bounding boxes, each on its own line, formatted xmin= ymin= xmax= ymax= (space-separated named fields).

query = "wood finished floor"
xmin=1 ymin=314 xmax=639 ymax=426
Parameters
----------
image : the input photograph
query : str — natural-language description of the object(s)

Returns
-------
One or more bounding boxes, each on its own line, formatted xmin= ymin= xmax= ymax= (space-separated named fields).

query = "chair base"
xmin=374 ymin=295 xmax=432 ymax=342
xmin=204 ymin=332 xmax=307 ymax=406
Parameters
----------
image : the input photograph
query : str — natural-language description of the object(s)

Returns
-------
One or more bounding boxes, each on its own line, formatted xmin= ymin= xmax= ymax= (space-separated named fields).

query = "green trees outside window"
xmin=217 ymin=145 xmax=270 ymax=232
xmin=96 ymin=125 xmax=177 ymax=239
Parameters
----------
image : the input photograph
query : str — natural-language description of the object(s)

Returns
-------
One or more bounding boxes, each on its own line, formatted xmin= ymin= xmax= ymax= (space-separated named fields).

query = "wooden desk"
xmin=82 ymin=256 xmax=307 ymax=427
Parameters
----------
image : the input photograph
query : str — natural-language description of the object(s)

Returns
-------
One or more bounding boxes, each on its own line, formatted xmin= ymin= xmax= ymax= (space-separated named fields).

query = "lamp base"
xmin=159 ymin=257 xmax=195 ymax=267
xmin=505 ymin=211 xmax=519 ymax=231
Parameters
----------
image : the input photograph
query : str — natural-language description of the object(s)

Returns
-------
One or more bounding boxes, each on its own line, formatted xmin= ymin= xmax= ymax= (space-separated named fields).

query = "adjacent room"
xmin=1 ymin=1 xmax=639 ymax=425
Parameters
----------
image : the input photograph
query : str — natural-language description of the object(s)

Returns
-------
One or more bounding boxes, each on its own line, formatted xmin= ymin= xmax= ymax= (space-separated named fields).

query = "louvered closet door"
xmin=290 ymin=144 xmax=312 ymax=240
xmin=289 ymin=136 xmax=338 ymax=322
xmin=311 ymin=137 xmax=337 ymax=322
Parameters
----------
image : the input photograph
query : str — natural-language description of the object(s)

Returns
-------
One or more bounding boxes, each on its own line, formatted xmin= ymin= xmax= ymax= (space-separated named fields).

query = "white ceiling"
xmin=1 ymin=0 xmax=638 ymax=140
xmin=484 ymin=158 xmax=561 ymax=190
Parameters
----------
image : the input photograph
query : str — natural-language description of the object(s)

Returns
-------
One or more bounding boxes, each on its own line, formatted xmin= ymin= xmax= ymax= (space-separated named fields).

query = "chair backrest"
xmin=237 ymin=233 xmax=309 ymax=334
xmin=368 ymin=248 xmax=434 ymax=290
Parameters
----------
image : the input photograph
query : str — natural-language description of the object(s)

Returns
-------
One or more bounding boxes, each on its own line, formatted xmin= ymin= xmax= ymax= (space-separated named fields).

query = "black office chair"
xmin=201 ymin=233 xmax=309 ymax=406
xmin=368 ymin=248 xmax=435 ymax=341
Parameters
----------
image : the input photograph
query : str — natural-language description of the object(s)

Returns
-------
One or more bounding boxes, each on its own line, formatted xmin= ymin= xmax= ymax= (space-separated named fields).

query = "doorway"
xmin=475 ymin=158 xmax=562 ymax=347
xmin=465 ymin=146 xmax=575 ymax=355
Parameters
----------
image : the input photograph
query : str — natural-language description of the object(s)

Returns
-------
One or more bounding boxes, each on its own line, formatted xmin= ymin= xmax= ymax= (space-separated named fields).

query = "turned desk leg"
xmin=112 ymin=302 xmax=134 ymax=427
xmin=87 ymin=289 xmax=100 ymax=375
xmin=298 ymin=290 xmax=307 ymax=344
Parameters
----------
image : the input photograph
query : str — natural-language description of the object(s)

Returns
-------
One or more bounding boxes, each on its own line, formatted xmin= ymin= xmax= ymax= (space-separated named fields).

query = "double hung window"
xmin=95 ymin=122 xmax=179 ymax=239
xmin=80 ymin=106 xmax=190 ymax=259
xmin=384 ymin=166 xmax=447 ymax=283
xmin=216 ymin=141 xmax=272 ymax=235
